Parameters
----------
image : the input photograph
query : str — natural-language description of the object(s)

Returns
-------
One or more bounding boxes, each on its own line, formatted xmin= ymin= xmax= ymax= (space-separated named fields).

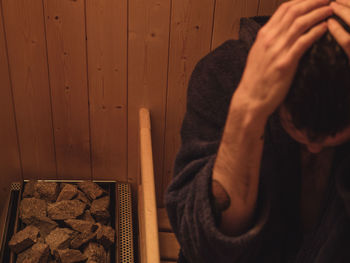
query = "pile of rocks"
xmin=9 ymin=181 xmax=116 ymax=263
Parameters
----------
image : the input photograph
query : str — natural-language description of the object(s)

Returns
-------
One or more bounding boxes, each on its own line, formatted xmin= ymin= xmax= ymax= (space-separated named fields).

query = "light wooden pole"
xmin=138 ymin=108 xmax=160 ymax=263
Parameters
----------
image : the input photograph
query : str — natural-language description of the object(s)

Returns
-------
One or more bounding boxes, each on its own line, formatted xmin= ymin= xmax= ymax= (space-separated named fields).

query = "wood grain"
xmin=0 ymin=0 xmax=287 ymax=208
xmin=128 ymin=0 xmax=171 ymax=201
xmin=86 ymin=0 xmax=128 ymax=181
xmin=211 ymin=0 xmax=259 ymax=49
xmin=43 ymin=0 xmax=91 ymax=180
xmin=0 ymin=1 xmax=22 ymax=215
xmin=162 ymin=0 xmax=215 ymax=207
xmin=258 ymin=0 xmax=288 ymax=16
xmin=157 ymin=208 xmax=172 ymax=232
xmin=159 ymin=232 xmax=180 ymax=261
xmin=2 ymin=0 xmax=56 ymax=179
xmin=138 ymin=185 xmax=147 ymax=263
xmin=139 ymin=108 xmax=161 ymax=263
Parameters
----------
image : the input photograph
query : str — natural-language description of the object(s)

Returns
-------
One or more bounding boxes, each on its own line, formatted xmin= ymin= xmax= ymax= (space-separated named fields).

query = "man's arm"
xmin=212 ymin=0 xmax=333 ymax=236
xmin=212 ymin=91 xmax=268 ymax=236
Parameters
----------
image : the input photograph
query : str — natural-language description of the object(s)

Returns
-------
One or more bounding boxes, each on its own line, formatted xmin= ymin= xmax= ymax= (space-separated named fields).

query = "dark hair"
xmin=284 ymin=15 xmax=350 ymax=142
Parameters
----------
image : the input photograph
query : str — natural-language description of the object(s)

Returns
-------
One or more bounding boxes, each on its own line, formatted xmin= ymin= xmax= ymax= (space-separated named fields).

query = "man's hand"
xmin=234 ymin=0 xmax=332 ymax=118
xmin=328 ymin=0 xmax=350 ymax=59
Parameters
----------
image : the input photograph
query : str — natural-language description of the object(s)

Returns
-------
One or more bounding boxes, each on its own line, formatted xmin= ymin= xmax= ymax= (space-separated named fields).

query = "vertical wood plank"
xmin=0 ymin=1 xmax=22 ymax=214
xmin=158 ymin=232 xmax=180 ymax=261
xmin=157 ymin=208 xmax=172 ymax=232
xmin=43 ymin=0 xmax=91 ymax=180
xmin=86 ymin=0 xmax=127 ymax=181
xmin=162 ymin=0 xmax=215 ymax=207
xmin=211 ymin=0 xmax=259 ymax=49
xmin=128 ymin=0 xmax=171 ymax=202
xmin=2 ymin=0 xmax=56 ymax=179
xmin=258 ymin=0 xmax=288 ymax=16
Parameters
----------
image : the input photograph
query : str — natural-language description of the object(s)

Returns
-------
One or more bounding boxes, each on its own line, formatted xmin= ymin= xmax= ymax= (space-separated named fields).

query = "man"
xmin=165 ymin=0 xmax=350 ymax=262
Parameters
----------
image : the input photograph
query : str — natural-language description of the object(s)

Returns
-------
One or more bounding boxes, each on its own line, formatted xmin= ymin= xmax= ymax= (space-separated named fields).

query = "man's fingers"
xmin=284 ymin=6 xmax=333 ymax=47
xmin=330 ymin=1 xmax=350 ymax=26
xmin=335 ymin=0 xmax=350 ymax=7
xmin=267 ymin=0 xmax=330 ymax=41
xmin=288 ymin=22 xmax=328 ymax=61
xmin=279 ymin=0 xmax=330 ymax=28
xmin=266 ymin=0 xmax=305 ymax=27
xmin=328 ymin=18 xmax=350 ymax=58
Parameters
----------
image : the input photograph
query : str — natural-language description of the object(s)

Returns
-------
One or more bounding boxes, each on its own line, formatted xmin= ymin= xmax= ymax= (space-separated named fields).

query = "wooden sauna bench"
xmin=138 ymin=108 xmax=180 ymax=263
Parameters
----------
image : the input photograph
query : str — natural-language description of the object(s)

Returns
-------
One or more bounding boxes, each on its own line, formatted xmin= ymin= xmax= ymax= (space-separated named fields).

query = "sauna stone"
xmin=29 ymin=216 xmax=58 ymax=238
xmin=16 ymin=242 xmax=50 ymax=263
xmin=90 ymin=196 xmax=110 ymax=224
xmin=48 ymin=200 xmax=86 ymax=220
xmin=23 ymin=181 xmax=36 ymax=198
xmin=20 ymin=198 xmax=47 ymax=225
xmin=45 ymin=228 xmax=74 ymax=254
xmin=84 ymin=242 xmax=107 ymax=263
xmin=77 ymin=181 xmax=104 ymax=200
xmin=82 ymin=210 xmax=95 ymax=223
xmin=57 ymin=184 xmax=78 ymax=202
xmin=60 ymin=183 xmax=69 ymax=190
xmin=11 ymin=180 xmax=115 ymax=262
xmin=95 ymin=223 xmax=115 ymax=249
xmin=70 ymin=229 xmax=98 ymax=249
xmin=9 ymin=225 xmax=40 ymax=254
xmin=54 ymin=249 xmax=87 ymax=263
xmin=75 ymin=190 xmax=91 ymax=206
xmin=34 ymin=182 xmax=59 ymax=203
xmin=64 ymin=219 xmax=95 ymax=233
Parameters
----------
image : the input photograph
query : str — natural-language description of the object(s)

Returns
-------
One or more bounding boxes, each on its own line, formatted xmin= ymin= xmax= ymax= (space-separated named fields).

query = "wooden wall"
xmin=0 ymin=0 xmax=286 ymax=211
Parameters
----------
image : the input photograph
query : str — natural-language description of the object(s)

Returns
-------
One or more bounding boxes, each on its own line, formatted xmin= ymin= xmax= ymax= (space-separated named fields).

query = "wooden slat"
xmin=163 ymin=0 xmax=216 ymax=206
xmin=258 ymin=0 xmax=288 ymax=16
xmin=139 ymin=108 xmax=160 ymax=263
xmin=86 ymin=0 xmax=127 ymax=181
xmin=138 ymin=185 xmax=147 ymax=263
xmin=157 ymin=208 xmax=172 ymax=232
xmin=0 ymin=1 xmax=22 ymax=217
xmin=2 ymin=0 xmax=56 ymax=179
xmin=128 ymin=0 xmax=171 ymax=202
xmin=211 ymin=0 xmax=259 ymax=49
xmin=43 ymin=0 xmax=91 ymax=180
xmin=159 ymin=232 xmax=180 ymax=261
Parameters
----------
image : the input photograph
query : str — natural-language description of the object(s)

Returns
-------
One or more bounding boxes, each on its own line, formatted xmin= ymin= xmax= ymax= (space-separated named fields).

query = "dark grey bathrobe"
xmin=165 ymin=16 xmax=350 ymax=263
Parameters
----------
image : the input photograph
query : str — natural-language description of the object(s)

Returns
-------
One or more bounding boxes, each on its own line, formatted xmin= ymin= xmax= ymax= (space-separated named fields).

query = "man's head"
xmin=280 ymin=15 xmax=350 ymax=153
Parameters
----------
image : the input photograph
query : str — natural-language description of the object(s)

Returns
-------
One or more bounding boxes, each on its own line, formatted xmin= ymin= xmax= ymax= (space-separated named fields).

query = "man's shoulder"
xmin=185 ymin=39 xmax=249 ymax=128
xmin=188 ymin=38 xmax=249 ymax=102
xmin=189 ymin=16 xmax=267 ymax=95
xmin=194 ymin=39 xmax=248 ymax=78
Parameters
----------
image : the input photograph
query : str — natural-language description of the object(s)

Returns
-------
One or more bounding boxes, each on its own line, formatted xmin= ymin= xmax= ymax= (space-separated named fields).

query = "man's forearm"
xmin=212 ymin=91 xmax=268 ymax=236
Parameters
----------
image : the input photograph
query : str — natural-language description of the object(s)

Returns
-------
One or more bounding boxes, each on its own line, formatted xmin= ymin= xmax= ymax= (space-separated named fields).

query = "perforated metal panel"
xmin=118 ymin=183 xmax=134 ymax=263
xmin=10 ymin=182 xmax=21 ymax=191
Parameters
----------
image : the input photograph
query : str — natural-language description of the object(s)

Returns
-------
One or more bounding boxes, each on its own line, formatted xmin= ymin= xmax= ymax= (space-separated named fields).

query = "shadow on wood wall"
xmin=0 ymin=0 xmax=286 ymax=211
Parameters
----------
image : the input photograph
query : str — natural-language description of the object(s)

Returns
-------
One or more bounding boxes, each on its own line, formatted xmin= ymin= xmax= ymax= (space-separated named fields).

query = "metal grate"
xmin=118 ymin=183 xmax=134 ymax=263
